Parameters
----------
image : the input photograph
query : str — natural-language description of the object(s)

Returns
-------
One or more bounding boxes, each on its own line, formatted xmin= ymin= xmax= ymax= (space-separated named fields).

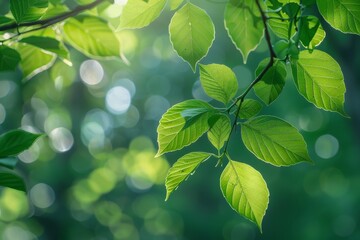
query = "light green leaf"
xmin=0 ymin=130 xmax=42 ymax=158
xmin=199 ymin=64 xmax=238 ymax=104
xmin=156 ymin=100 xmax=216 ymax=156
xmin=241 ymin=115 xmax=312 ymax=166
xmin=0 ymin=46 xmax=21 ymax=71
xmin=317 ymin=0 xmax=360 ymax=35
xmin=225 ymin=0 xmax=264 ymax=63
xmin=0 ymin=158 xmax=19 ymax=170
xmin=299 ymin=16 xmax=326 ymax=49
xmin=10 ymin=0 xmax=48 ymax=23
xmin=220 ymin=160 xmax=269 ymax=231
xmin=238 ymin=99 xmax=262 ymax=119
xmin=254 ymin=59 xmax=287 ymax=105
xmin=207 ymin=114 xmax=231 ymax=150
xmin=119 ymin=0 xmax=166 ymax=29
xmin=63 ymin=16 xmax=120 ymax=59
xmin=169 ymin=3 xmax=215 ymax=71
xmin=291 ymin=50 xmax=346 ymax=115
xmin=17 ymin=43 xmax=56 ymax=80
xmin=169 ymin=0 xmax=184 ymax=10
xmin=0 ymin=172 xmax=26 ymax=192
xmin=19 ymin=36 xmax=70 ymax=62
xmin=166 ymin=152 xmax=212 ymax=200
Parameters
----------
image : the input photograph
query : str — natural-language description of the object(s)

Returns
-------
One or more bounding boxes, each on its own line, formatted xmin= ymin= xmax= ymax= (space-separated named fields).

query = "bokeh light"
xmin=80 ymin=60 xmax=104 ymax=86
xmin=315 ymin=134 xmax=339 ymax=159
xmin=106 ymin=86 xmax=131 ymax=114
xmin=30 ymin=183 xmax=56 ymax=209
xmin=49 ymin=127 xmax=74 ymax=152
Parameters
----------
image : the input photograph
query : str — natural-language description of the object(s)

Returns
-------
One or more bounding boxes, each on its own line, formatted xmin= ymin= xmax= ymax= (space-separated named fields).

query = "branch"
xmin=0 ymin=0 xmax=106 ymax=32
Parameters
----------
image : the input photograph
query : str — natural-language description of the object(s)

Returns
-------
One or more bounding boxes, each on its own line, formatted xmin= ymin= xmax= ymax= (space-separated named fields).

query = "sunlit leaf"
xmin=207 ymin=114 xmax=231 ymax=151
xmin=0 ymin=130 xmax=42 ymax=158
xmin=119 ymin=0 xmax=166 ymax=29
xmin=17 ymin=43 xmax=56 ymax=80
xmin=0 ymin=45 xmax=21 ymax=71
xmin=169 ymin=3 xmax=215 ymax=71
xmin=220 ymin=160 xmax=269 ymax=231
xmin=199 ymin=64 xmax=238 ymax=104
xmin=10 ymin=0 xmax=48 ymax=23
xmin=317 ymin=0 xmax=360 ymax=35
xmin=241 ymin=115 xmax=312 ymax=166
xmin=225 ymin=0 xmax=264 ymax=63
xmin=299 ymin=16 xmax=326 ymax=49
xmin=292 ymin=50 xmax=346 ymax=115
xmin=63 ymin=16 xmax=120 ymax=59
xmin=166 ymin=152 xmax=212 ymax=200
xmin=0 ymin=172 xmax=26 ymax=192
xmin=0 ymin=158 xmax=18 ymax=170
xmin=169 ymin=0 xmax=184 ymax=10
xmin=156 ymin=100 xmax=217 ymax=156
xmin=238 ymin=99 xmax=262 ymax=119
xmin=254 ymin=59 xmax=287 ymax=105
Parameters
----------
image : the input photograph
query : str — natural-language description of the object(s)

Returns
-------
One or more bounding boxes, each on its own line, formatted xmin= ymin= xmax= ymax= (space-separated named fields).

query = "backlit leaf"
xmin=10 ymin=0 xmax=48 ymax=23
xmin=241 ymin=115 xmax=312 ymax=166
xmin=0 ymin=130 xmax=42 ymax=158
xmin=220 ymin=160 xmax=269 ymax=231
xmin=207 ymin=114 xmax=231 ymax=150
xmin=299 ymin=16 xmax=326 ymax=50
xmin=238 ymin=99 xmax=262 ymax=119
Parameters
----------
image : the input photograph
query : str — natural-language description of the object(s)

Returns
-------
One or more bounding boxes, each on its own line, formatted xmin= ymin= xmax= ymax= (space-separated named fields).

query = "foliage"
xmin=0 ymin=0 xmax=359 ymax=232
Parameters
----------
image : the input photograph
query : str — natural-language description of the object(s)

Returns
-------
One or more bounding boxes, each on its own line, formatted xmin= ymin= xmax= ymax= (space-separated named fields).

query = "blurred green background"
xmin=0 ymin=0 xmax=360 ymax=239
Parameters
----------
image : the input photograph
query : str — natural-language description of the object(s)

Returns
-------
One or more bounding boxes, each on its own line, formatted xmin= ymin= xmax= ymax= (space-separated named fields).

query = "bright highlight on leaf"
xmin=119 ymin=0 xmax=167 ymax=29
xmin=292 ymin=50 xmax=347 ymax=115
xmin=169 ymin=3 xmax=215 ymax=71
xmin=220 ymin=160 xmax=269 ymax=231
xmin=199 ymin=64 xmax=238 ymax=104
xmin=207 ymin=114 xmax=231 ymax=151
xmin=241 ymin=116 xmax=312 ymax=166
xmin=225 ymin=0 xmax=264 ymax=63
xmin=317 ymin=0 xmax=360 ymax=35
xmin=165 ymin=152 xmax=212 ymax=200
xmin=299 ymin=16 xmax=326 ymax=50
xmin=156 ymin=100 xmax=217 ymax=156
xmin=10 ymin=0 xmax=48 ymax=23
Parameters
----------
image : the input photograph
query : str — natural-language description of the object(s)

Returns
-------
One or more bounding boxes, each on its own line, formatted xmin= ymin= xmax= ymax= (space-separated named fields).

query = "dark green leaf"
xmin=0 ymin=171 xmax=26 ymax=192
xmin=0 ymin=16 xmax=15 ymax=27
xmin=0 ymin=130 xmax=42 ymax=158
xmin=299 ymin=16 xmax=326 ymax=50
xmin=0 ymin=45 xmax=21 ymax=71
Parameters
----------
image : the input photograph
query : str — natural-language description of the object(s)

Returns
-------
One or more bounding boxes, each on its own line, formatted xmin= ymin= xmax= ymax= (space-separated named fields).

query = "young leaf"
xmin=156 ymin=100 xmax=217 ymax=156
xmin=169 ymin=3 xmax=215 ymax=71
xmin=0 ymin=172 xmax=26 ymax=192
xmin=17 ymin=43 xmax=56 ymax=80
xmin=254 ymin=59 xmax=287 ymax=105
xmin=238 ymin=99 xmax=262 ymax=119
xmin=169 ymin=0 xmax=184 ymax=10
xmin=299 ymin=16 xmax=326 ymax=50
xmin=241 ymin=115 xmax=312 ymax=166
xmin=291 ymin=50 xmax=347 ymax=115
xmin=225 ymin=0 xmax=264 ymax=63
xmin=199 ymin=64 xmax=238 ymax=105
xmin=207 ymin=114 xmax=231 ymax=151
xmin=10 ymin=0 xmax=48 ymax=23
xmin=165 ymin=152 xmax=212 ymax=200
xmin=220 ymin=160 xmax=269 ymax=231
xmin=0 ymin=130 xmax=42 ymax=158
xmin=19 ymin=36 xmax=70 ymax=62
xmin=63 ymin=16 xmax=120 ymax=59
xmin=317 ymin=0 xmax=360 ymax=35
xmin=119 ymin=0 xmax=167 ymax=29
xmin=0 ymin=158 xmax=19 ymax=170
xmin=0 ymin=46 xmax=21 ymax=71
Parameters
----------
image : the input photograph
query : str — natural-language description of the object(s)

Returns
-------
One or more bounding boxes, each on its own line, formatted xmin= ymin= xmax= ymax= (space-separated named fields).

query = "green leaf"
xmin=0 ymin=172 xmax=26 ymax=192
xmin=254 ymin=59 xmax=287 ymax=105
xmin=0 ymin=45 xmax=21 ymax=71
xmin=156 ymin=100 xmax=216 ymax=156
xmin=63 ymin=16 xmax=120 ymax=59
xmin=220 ymin=160 xmax=269 ymax=231
xmin=19 ymin=36 xmax=70 ymax=62
xmin=199 ymin=64 xmax=238 ymax=104
xmin=0 ymin=16 xmax=15 ymax=27
xmin=119 ymin=0 xmax=166 ymax=29
xmin=17 ymin=43 xmax=56 ymax=80
xmin=169 ymin=3 xmax=215 ymax=71
xmin=207 ymin=114 xmax=231 ymax=151
xmin=291 ymin=50 xmax=347 ymax=115
xmin=238 ymin=99 xmax=262 ymax=119
xmin=169 ymin=0 xmax=184 ymax=10
xmin=0 ymin=158 xmax=19 ymax=170
xmin=299 ymin=16 xmax=326 ymax=50
xmin=241 ymin=115 xmax=312 ymax=166
xmin=225 ymin=0 xmax=264 ymax=63
xmin=0 ymin=130 xmax=42 ymax=158
xmin=10 ymin=0 xmax=48 ymax=23
xmin=317 ymin=0 xmax=360 ymax=35
xmin=165 ymin=152 xmax=211 ymax=200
